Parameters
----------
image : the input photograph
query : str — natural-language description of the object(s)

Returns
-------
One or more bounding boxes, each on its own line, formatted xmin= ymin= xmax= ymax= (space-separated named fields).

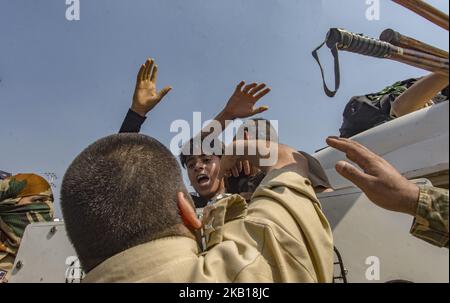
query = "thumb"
xmin=243 ymin=130 xmax=250 ymax=141
xmin=335 ymin=161 xmax=371 ymax=190
xmin=253 ymin=105 xmax=269 ymax=115
xmin=158 ymin=86 xmax=173 ymax=100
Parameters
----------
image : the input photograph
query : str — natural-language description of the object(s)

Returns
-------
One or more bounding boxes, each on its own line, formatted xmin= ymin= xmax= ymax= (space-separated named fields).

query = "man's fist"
xmin=326 ymin=136 xmax=420 ymax=216
xmin=131 ymin=58 xmax=172 ymax=117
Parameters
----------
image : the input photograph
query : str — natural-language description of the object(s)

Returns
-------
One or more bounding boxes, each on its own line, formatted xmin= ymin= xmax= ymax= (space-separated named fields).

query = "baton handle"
xmin=326 ymin=28 xmax=399 ymax=58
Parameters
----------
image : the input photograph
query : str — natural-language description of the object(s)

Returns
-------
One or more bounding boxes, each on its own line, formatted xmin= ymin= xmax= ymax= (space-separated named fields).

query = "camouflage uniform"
xmin=410 ymin=186 xmax=449 ymax=248
xmin=0 ymin=175 xmax=54 ymax=282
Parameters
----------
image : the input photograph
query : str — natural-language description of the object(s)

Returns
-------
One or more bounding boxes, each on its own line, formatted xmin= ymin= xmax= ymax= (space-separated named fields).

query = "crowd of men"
xmin=0 ymin=57 xmax=448 ymax=283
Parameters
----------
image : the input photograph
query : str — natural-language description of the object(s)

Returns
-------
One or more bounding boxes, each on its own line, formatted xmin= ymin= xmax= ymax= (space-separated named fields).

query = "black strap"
xmin=312 ymin=41 xmax=341 ymax=98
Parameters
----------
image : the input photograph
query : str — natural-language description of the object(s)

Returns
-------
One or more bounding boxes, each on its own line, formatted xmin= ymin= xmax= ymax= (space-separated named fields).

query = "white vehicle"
xmin=9 ymin=101 xmax=449 ymax=283
xmin=316 ymin=101 xmax=449 ymax=283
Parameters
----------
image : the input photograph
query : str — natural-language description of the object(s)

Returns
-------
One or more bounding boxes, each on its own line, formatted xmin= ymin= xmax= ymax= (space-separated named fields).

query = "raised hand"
xmin=222 ymin=81 xmax=271 ymax=120
xmin=131 ymin=58 xmax=172 ymax=117
xmin=218 ymin=140 xmax=260 ymax=179
xmin=326 ymin=136 xmax=420 ymax=216
xmin=230 ymin=130 xmax=252 ymax=177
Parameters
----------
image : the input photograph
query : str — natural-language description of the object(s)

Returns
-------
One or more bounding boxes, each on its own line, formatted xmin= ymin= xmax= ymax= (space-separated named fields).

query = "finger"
xmin=243 ymin=83 xmax=257 ymax=94
xmin=137 ymin=64 xmax=145 ymax=83
xmin=143 ymin=60 xmax=150 ymax=80
xmin=326 ymin=137 xmax=375 ymax=171
xmin=236 ymin=81 xmax=245 ymax=92
xmin=243 ymin=160 xmax=251 ymax=175
xmin=326 ymin=136 xmax=371 ymax=154
xmin=340 ymin=137 xmax=373 ymax=154
xmin=252 ymin=106 xmax=269 ymax=115
xmin=326 ymin=136 xmax=351 ymax=153
xmin=243 ymin=130 xmax=250 ymax=141
xmin=335 ymin=161 xmax=374 ymax=190
xmin=144 ymin=58 xmax=154 ymax=81
xmin=150 ymin=64 xmax=158 ymax=83
xmin=218 ymin=168 xmax=227 ymax=180
xmin=232 ymin=166 xmax=239 ymax=178
xmin=237 ymin=161 xmax=243 ymax=173
xmin=253 ymin=87 xmax=271 ymax=100
xmin=248 ymin=83 xmax=266 ymax=96
xmin=158 ymin=86 xmax=173 ymax=100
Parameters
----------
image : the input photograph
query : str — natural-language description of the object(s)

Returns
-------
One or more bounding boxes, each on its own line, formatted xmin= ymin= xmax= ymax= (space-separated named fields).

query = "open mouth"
xmin=196 ymin=174 xmax=210 ymax=186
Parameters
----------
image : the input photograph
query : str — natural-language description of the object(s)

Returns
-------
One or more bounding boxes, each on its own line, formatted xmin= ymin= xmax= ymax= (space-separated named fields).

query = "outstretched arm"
xmin=215 ymin=140 xmax=334 ymax=282
xmin=326 ymin=136 xmax=448 ymax=248
xmin=215 ymin=81 xmax=271 ymax=128
xmin=119 ymin=58 xmax=172 ymax=133
xmin=191 ymin=82 xmax=271 ymax=175
xmin=391 ymin=72 xmax=449 ymax=118
xmin=326 ymin=136 xmax=419 ymax=215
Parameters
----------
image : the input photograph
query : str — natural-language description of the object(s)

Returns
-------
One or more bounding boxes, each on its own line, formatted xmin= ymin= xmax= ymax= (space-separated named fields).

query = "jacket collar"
xmin=201 ymin=194 xmax=248 ymax=249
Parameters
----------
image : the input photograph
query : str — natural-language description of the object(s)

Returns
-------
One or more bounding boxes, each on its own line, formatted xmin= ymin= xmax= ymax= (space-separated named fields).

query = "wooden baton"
xmin=392 ymin=0 xmax=449 ymax=31
xmin=380 ymin=29 xmax=448 ymax=59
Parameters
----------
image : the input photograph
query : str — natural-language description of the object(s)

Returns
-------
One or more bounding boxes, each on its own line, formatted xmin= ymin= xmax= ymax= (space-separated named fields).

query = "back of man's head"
xmin=61 ymin=134 xmax=190 ymax=272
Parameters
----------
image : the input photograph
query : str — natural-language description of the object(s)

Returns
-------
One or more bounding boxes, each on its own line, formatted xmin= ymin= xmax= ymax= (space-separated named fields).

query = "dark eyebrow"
xmin=186 ymin=157 xmax=196 ymax=165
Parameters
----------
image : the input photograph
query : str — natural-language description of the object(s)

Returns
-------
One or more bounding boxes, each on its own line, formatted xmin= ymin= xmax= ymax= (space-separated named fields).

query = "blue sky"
xmin=1 ymin=0 xmax=448 ymax=216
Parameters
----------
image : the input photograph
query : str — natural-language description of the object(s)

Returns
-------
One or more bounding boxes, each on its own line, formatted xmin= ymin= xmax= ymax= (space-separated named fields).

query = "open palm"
xmin=132 ymin=58 xmax=172 ymax=117
xmin=224 ymin=81 xmax=271 ymax=119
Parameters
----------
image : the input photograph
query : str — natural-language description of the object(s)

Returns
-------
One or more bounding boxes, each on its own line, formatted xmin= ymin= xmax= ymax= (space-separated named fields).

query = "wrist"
xmin=131 ymin=104 xmax=148 ymax=118
xmin=215 ymin=109 xmax=235 ymax=129
xmin=219 ymin=108 xmax=235 ymax=121
xmin=404 ymin=183 xmax=420 ymax=217
xmin=397 ymin=181 xmax=420 ymax=216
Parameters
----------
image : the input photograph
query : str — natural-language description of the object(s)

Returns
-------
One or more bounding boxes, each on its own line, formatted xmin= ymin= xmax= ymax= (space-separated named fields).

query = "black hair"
xmin=61 ymin=134 xmax=189 ymax=272
xmin=179 ymin=137 xmax=225 ymax=168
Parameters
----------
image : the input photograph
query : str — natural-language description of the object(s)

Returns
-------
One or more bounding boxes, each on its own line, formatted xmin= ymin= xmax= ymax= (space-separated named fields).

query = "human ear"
xmin=177 ymin=192 xmax=202 ymax=229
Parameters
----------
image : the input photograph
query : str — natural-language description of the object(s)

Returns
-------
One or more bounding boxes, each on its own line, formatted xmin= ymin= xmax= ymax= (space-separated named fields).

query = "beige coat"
xmin=84 ymin=168 xmax=334 ymax=283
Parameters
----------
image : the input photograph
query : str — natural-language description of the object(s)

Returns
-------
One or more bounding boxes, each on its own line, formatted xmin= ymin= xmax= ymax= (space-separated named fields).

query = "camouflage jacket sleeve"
xmin=410 ymin=186 xmax=449 ymax=248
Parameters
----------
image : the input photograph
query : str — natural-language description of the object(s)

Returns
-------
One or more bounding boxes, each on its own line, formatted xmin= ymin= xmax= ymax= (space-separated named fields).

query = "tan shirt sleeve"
xmin=246 ymin=168 xmax=334 ymax=282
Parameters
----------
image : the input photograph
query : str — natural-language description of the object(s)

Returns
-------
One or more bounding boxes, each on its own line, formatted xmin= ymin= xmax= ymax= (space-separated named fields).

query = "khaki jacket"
xmin=84 ymin=168 xmax=334 ymax=283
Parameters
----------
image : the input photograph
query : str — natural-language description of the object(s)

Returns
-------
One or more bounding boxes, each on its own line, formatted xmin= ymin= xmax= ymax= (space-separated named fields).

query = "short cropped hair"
xmin=179 ymin=137 xmax=225 ymax=168
xmin=61 ymin=134 xmax=188 ymax=272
